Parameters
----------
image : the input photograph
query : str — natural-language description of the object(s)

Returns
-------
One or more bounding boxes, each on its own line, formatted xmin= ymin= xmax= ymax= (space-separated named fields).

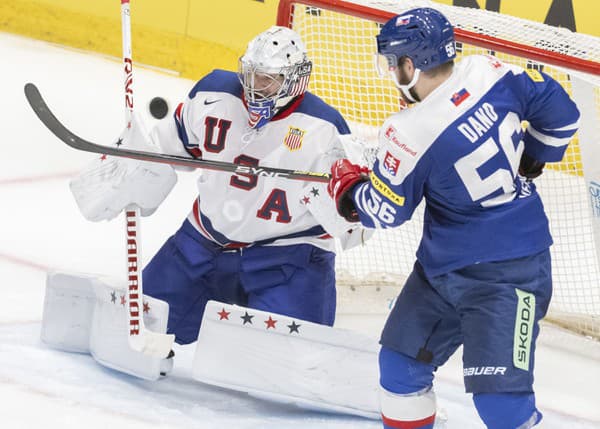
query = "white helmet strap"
xmin=275 ymin=94 xmax=294 ymax=110
xmin=389 ymin=68 xmax=421 ymax=103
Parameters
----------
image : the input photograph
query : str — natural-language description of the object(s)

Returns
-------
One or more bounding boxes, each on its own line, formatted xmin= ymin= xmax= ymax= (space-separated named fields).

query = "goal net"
xmin=277 ymin=0 xmax=600 ymax=339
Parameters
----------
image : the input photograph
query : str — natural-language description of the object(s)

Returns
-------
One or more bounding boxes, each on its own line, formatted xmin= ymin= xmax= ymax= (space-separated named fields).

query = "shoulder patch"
xmin=283 ymin=126 xmax=305 ymax=151
xmin=382 ymin=151 xmax=401 ymax=176
xmin=525 ymin=69 xmax=544 ymax=83
xmin=383 ymin=124 xmax=418 ymax=157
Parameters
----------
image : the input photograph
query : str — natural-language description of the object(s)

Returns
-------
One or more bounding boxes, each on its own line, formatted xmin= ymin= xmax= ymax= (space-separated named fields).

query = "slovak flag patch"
xmin=451 ymin=88 xmax=470 ymax=106
xmin=396 ymin=15 xmax=412 ymax=26
xmin=383 ymin=151 xmax=400 ymax=176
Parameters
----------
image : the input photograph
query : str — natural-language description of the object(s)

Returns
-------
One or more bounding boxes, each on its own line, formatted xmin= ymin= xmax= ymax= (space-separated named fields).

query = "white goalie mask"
xmin=239 ymin=26 xmax=312 ymax=129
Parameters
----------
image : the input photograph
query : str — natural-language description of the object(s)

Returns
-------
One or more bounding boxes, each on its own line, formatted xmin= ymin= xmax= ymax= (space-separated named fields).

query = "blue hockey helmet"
xmin=376 ymin=8 xmax=456 ymax=74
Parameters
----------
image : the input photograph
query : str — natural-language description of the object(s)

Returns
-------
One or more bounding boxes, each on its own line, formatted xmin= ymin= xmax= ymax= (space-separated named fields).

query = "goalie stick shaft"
xmin=23 ymin=83 xmax=330 ymax=184
xmin=119 ymin=0 xmax=174 ymax=358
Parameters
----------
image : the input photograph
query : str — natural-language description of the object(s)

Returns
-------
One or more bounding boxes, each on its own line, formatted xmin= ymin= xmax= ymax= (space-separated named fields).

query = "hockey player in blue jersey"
xmin=328 ymin=7 xmax=580 ymax=429
xmin=71 ymin=27 xmax=362 ymax=346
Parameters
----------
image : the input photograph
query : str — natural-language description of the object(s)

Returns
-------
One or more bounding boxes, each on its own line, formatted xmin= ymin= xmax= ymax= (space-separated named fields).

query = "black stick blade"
xmin=23 ymin=83 xmax=329 ymax=183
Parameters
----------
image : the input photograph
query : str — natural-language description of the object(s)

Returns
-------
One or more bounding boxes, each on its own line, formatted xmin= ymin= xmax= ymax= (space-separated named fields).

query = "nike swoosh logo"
xmin=204 ymin=99 xmax=221 ymax=105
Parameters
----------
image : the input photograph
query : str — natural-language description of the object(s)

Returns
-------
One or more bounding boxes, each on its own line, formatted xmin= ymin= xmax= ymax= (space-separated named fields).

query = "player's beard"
xmin=397 ymin=68 xmax=421 ymax=104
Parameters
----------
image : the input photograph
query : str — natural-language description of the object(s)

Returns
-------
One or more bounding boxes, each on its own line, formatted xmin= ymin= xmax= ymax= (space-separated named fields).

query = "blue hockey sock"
xmin=379 ymin=346 xmax=435 ymax=394
xmin=379 ymin=347 xmax=437 ymax=429
xmin=473 ymin=392 xmax=542 ymax=428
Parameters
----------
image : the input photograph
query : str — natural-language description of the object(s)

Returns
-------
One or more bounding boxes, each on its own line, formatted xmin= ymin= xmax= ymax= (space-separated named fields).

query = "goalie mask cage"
xmin=277 ymin=0 xmax=600 ymax=339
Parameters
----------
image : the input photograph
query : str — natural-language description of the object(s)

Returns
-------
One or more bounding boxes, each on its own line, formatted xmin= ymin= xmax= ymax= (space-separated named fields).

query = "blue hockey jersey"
xmin=353 ymin=55 xmax=580 ymax=277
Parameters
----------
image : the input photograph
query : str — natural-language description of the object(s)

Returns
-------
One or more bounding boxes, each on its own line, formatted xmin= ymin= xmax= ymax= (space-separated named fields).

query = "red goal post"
xmin=277 ymin=0 xmax=600 ymax=339
xmin=277 ymin=0 xmax=600 ymax=75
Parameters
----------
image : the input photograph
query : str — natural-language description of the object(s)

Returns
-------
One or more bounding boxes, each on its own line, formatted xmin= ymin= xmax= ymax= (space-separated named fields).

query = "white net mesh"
xmin=279 ymin=0 xmax=600 ymax=338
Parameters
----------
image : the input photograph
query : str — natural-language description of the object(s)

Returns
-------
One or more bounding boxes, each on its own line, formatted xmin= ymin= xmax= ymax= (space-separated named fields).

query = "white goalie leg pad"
xmin=192 ymin=300 xmax=380 ymax=419
xmin=41 ymin=271 xmax=171 ymax=381
xmin=41 ymin=271 xmax=97 ymax=353
xmin=89 ymin=276 xmax=171 ymax=381
xmin=379 ymin=385 xmax=437 ymax=427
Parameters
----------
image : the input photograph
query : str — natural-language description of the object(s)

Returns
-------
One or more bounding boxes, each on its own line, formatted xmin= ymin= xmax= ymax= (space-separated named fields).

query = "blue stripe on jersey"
xmin=196 ymin=202 xmax=328 ymax=247
xmin=188 ymin=69 xmax=243 ymax=100
xmin=173 ymin=104 xmax=192 ymax=152
xmin=174 ymin=112 xmax=189 ymax=147
xmin=295 ymin=92 xmax=351 ymax=135
xmin=188 ymin=70 xmax=350 ymax=135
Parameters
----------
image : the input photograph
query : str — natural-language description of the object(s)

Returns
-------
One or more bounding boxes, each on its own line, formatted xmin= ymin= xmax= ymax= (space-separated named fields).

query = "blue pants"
xmin=381 ymin=250 xmax=552 ymax=393
xmin=143 ymin=220 xmax=336 ymax=344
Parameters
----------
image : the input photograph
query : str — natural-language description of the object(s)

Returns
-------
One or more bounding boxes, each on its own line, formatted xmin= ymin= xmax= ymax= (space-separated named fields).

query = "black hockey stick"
xmin=24 ymin=82 xmax=330 ymax=184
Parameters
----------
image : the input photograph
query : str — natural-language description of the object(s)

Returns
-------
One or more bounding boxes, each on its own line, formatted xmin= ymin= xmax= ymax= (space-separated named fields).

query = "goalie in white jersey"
xmin=328 ymin=7 xmax=580 ymax=429
xmin=71 ymin=26 xmax=359 ymax=346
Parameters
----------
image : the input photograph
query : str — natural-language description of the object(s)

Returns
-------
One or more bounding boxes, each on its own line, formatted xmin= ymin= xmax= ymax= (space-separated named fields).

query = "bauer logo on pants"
xmin=513 ymin=288 xmax=536 ymax=371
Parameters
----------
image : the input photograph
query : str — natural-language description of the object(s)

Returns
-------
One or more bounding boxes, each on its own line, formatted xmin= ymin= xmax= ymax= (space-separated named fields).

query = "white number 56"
xmin=454 ymin=112 xmax=523 ymax=207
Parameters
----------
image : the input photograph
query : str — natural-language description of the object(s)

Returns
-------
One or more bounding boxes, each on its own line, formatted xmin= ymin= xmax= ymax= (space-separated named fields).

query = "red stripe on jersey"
xmin=188 ymin=147 xmax=202 ymax=158
xmin=273 ymin=94 xmax=305 ymax=121
xmin=192 ymin=199 xmax=217 ymax=243
xmin=381 ymin=414 xmax=436 ymax=429
xmin=174 ymin=102 xmax=184 ymax=120
xmin=192 ymin=200 xmax=251 ymax=249
xmin=222 ymin=241 xmax=250 ymax=249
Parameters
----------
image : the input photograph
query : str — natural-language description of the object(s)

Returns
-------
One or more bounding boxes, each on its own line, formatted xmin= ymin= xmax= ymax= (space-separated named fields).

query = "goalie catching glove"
xmin=70 ymin=113 xmax=177 ymax=222
xmin=328 ymin=159 xmax=369 ymax=222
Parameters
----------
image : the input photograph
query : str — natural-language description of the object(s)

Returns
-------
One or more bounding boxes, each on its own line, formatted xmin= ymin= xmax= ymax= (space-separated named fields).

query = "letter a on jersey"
xmin=257 ymin=189 xmax=292 ymax=223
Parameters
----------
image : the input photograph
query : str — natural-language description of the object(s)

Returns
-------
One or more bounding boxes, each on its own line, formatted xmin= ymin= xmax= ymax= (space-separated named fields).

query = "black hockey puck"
xmin=149 ymin=96 xmax=169 ymax=119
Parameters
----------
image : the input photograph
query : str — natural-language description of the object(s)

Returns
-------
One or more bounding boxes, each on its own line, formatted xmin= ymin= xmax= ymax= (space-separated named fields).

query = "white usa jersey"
xmin=154 ymin=70 xmax=351 ymax=251
xmin=353 ymin=55 xmax=580 ymax=276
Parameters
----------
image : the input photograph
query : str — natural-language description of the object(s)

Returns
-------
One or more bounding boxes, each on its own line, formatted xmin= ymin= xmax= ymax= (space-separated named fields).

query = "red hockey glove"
xmin=328 ymin=159 xmax=370 ymax=222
